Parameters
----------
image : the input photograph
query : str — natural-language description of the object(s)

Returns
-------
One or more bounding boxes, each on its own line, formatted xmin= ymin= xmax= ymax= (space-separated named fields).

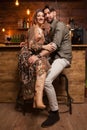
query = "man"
xmin=28 ymin=5 xmax=72 ymax=128
xmin=40 ymin=5 xmax=72 ymax=128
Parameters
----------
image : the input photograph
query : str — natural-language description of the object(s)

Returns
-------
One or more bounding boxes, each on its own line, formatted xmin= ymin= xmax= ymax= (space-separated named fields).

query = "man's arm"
xmin=28 ymin=43 xmax=56 ymax=64
xmin=52 ymin=22 xmax=70 ymax=48
xmin=40 ymin=43 xmax=57 ymax=56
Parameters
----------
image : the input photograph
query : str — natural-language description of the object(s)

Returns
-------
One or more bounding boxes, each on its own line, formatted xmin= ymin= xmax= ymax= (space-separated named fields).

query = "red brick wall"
xmin=0 ymin=1 xmax=87 ymax=43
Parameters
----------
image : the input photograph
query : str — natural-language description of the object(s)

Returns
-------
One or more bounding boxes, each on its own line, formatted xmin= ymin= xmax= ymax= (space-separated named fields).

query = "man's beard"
xmin=47 ymin=18 xmax=53 ymax=24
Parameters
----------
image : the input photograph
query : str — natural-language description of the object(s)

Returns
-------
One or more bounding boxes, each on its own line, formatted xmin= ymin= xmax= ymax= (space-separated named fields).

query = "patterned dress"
xmin=18 ymin=25 xmax=50 ymax=100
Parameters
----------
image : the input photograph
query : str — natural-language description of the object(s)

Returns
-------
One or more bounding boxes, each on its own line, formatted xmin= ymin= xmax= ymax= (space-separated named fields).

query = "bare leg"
xmin=33 ymin=72 xmax=46 ymax=109
xmin=33 ymin=59 xmax=47 ymax=109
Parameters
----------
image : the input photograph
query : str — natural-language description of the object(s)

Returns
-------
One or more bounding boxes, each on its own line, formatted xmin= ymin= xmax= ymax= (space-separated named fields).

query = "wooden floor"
xmin=0 ymin=100 xmax=87 ymax=130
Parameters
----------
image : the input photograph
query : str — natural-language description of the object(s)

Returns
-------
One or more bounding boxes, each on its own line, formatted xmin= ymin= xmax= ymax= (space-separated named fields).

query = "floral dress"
xmin=18 ymin=25 xmax=50 ymax=100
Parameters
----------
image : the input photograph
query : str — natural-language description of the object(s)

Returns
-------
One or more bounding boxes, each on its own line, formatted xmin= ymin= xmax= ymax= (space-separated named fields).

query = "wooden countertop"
xmin=0 ymin=44 xmax=87 ymax=49
xmin=72 ymin=44 xmax=87 ymax=48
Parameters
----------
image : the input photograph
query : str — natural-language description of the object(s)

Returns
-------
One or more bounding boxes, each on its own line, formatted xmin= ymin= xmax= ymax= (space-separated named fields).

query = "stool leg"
xmin=22 ymin=100 xmax=26 ymax=115
xmin=69 ymin=98 xmax=72 ymax=114
xmin=64 ymin=74 xmax=72 ymax=114
xmin=15 ymin=82 xmax=22 ymax=110
xmin=15 ymin=82 xmax=26 ymax=115
xmin=60 ymin=74 xmax=72 ymax=114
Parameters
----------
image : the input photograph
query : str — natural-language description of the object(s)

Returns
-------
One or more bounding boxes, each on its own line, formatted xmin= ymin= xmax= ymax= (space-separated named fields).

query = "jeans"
xmin=44 ymin=58 xmax=70 ymax=111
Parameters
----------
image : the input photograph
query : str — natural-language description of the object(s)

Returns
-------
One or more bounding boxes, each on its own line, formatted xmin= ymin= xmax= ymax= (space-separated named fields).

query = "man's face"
xmin=44 ymin=8 xmax=54 ymax=23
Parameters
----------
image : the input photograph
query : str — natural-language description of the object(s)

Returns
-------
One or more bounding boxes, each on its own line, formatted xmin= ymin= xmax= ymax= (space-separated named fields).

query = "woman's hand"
xmin=28 ymin=55 xmax=39 ymax=64
xmin=20 ymin=42 xmax=26 ymax=47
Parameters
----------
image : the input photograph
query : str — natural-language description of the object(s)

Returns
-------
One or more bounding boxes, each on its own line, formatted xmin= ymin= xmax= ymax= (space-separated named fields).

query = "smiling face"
xmin=36 ymin=11 xmax=44 ymax=26
xmin=44 ymin=8 xmax=54 ymax=23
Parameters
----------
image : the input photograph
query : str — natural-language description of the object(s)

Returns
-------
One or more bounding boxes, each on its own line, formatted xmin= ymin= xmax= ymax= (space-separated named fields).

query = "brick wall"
xmin=0 ymin=1 xmax=87 ymax=43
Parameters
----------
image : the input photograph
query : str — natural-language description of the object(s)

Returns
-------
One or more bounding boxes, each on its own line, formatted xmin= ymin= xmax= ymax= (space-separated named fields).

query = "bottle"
xmin=27 ymin=18 xmax=29 ymax=28
xmin=23 ymin=18 xmax=27 ymax=29
xmin=68 ymin=18 xmax=75 ymax=30
xmin=18 ymin=19 xmax=23 ymax=29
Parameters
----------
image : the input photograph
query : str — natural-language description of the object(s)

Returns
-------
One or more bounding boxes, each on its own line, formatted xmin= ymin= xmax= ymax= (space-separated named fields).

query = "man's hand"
xmin=42 ymin=43 xmax=57 ymax=52
xmin=28 ymin=55 xmax=39 ymax=64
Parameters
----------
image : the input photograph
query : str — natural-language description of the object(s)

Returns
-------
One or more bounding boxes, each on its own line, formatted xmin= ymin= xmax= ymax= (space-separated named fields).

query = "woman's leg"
xmin=33 ymin=59 xmax=47 ymax=109
xmin=33 ymin=72 xmax=46 ymax=109
xmin=18 ymin=46 xmax=31 ymax=100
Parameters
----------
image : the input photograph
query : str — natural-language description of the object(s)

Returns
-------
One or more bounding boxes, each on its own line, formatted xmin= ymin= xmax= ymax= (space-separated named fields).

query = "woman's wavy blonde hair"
xmin=32 ymin=9 xmax=44 ymax=25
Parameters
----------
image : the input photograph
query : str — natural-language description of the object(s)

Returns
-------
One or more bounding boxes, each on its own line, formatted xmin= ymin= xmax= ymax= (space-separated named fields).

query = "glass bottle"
xmin=23 ymin=18 xmax=27 ymax=29
xmin=27 ymin=18 xmax=29 ymax=28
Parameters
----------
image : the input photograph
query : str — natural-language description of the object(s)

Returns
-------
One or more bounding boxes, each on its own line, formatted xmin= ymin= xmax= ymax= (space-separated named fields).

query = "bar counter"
xmin=0 ymin=44 xmax=87 ymax=103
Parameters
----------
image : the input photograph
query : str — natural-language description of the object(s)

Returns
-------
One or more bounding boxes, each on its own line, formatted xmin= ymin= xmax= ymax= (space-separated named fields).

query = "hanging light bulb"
xmin=26 ymin=9 xmax=30 ymax=15
xmin=2 ymin=28 xmax=5 ymax=32
xmin=15 ymin=0 xmax=19 ymax=6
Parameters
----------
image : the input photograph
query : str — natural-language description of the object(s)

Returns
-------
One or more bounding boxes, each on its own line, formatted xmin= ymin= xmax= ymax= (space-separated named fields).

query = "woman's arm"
xmin=28 ymin=43 xmax=57 ymax=64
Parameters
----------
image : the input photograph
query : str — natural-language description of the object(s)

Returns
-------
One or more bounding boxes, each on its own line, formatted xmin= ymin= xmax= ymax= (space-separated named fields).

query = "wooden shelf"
xmin=17 ymin=28 xmax=28 ymax=31
xmin=4 ymin=42 xmax=20 ymax=45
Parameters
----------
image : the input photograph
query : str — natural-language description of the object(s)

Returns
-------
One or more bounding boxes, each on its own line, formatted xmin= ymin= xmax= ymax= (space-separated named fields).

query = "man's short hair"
xmin=43 ymin=5 xmax=56 ymax=12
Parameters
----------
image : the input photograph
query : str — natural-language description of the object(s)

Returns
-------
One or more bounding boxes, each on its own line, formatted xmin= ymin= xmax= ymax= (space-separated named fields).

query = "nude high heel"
xmin=33 ymin=93 xmax=46 ymax=109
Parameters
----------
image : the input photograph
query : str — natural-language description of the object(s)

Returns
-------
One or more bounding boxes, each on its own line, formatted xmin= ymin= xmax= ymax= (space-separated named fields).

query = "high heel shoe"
xmin=33 ymin=97 xmax=46 ymax=109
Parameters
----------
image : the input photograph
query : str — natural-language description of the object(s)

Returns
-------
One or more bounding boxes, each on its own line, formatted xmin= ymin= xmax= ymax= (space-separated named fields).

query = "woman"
xmin=19 ymin=9 xmax=50 ymax=109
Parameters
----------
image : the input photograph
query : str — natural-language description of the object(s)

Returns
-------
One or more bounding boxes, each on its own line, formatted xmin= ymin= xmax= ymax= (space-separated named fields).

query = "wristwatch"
xmin=37 ymin=54 xmax=42 ymax=58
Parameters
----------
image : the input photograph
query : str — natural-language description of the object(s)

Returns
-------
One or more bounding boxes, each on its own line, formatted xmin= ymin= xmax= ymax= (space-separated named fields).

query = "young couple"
xmin=19 ymin=5 xmax=72 ymax=128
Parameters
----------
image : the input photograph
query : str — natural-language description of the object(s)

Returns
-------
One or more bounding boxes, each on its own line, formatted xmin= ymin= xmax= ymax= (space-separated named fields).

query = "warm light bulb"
xmin=27 ymin=9 xmax=30 ymax=15
xmin=2 ymin=28 xmax=5 ymax=32
xmin=15 ymin=0 xmax=19 ymax=6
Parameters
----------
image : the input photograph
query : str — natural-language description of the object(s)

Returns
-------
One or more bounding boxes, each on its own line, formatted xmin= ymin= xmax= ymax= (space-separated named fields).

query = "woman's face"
xmin=36 ymin=11 xmax=44 ymax=25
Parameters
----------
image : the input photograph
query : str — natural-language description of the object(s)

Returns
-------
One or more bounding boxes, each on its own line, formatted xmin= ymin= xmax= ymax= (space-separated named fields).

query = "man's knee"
xmin=44 ymin=79 xmax=52 ymax=89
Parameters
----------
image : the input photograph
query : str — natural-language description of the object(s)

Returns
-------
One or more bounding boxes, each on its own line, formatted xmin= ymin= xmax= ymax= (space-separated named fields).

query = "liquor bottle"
xmin=27 ymin=18 xmax=29 ymax=28
xmin=18 ymin=19 xmax=23 ymax=29
xmin=23 ymin=18 xmax=27 ymax=29
xmin=68 ymin=18 xmax=75 ymax=30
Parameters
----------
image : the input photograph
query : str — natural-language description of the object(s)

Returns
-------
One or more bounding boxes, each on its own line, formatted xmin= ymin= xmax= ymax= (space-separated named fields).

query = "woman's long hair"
xmin=32 ymin=9 xmax=44 ymax=25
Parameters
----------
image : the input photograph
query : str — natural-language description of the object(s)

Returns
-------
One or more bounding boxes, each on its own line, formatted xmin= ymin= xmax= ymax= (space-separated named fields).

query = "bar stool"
xmin=56 ymin=72 xmax=72 ymax=114
xmin=15 ymin=73 xmax=72 ymax=115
